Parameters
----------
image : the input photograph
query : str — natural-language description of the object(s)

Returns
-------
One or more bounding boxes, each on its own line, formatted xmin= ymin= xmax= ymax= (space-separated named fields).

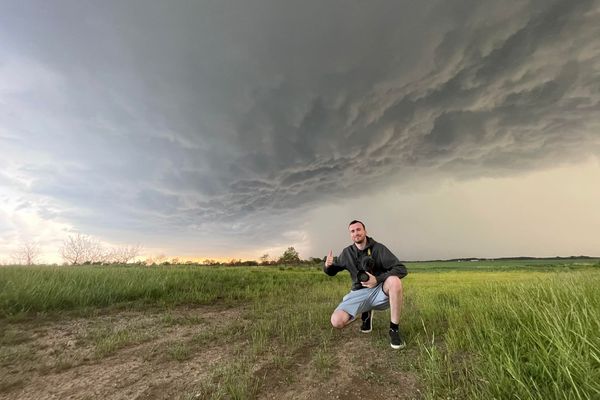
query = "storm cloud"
xmin=1 ymin=0 xmax=599 ymax=260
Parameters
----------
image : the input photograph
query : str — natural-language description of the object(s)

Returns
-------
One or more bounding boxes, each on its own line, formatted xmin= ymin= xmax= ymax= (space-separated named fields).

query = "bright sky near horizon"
xmin=1 ymin=1 xmax=599 ymax=263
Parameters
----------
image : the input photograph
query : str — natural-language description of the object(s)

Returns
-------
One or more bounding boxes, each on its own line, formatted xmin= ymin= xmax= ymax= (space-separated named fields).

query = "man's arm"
xmin=323 ymin=249 xmax=346 ymax=276
xmin=375 ymin=244 xmax=408 ymax=283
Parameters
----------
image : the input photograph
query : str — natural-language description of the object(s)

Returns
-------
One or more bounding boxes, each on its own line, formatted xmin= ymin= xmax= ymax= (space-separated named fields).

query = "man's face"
xmin=348 ymin=222 xmax=367 ymax=244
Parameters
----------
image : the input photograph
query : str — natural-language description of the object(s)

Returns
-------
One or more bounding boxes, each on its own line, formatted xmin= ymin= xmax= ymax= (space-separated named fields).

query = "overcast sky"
xmin=1 ymin=0 xmax=599 ymax=263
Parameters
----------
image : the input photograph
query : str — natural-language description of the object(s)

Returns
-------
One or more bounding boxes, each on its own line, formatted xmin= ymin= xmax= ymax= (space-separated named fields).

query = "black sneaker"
xmin=389 ymin=328 xmax=406 ymax=349
xmin=360 ymin=311 xmax=373 ymax=333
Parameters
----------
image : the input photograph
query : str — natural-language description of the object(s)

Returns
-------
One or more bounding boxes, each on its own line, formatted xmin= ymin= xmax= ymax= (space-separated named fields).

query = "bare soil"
xmin=0 ymin=307 xmax=421 ymax=399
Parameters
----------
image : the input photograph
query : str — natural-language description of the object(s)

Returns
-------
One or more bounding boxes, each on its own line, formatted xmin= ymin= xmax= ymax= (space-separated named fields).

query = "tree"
xmin=108 ymin=245 xmax=142 ymax=264
xmin=60 ymin=233 xmax=141 ymax=265
xmin=60 ymin=233 xmax=98 ymax=265
xmin=278 ymin=247 xmax=300 ymax=265
xmin=259 ymin=253 xmax=270 ymax=265
xmin=154 ymin=254 xmax=167 ymax=265
xmin=12 ymin=242 xmax=41 ymax=265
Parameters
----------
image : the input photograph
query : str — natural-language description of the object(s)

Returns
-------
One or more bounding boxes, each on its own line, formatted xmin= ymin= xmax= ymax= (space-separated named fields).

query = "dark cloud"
xmin=1 ymin=0 xmax=599 ymax=253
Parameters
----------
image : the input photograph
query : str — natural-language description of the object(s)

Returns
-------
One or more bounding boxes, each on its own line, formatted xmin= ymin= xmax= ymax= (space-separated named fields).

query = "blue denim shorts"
xmin=335 ymin=283 xmax=390 ymax=320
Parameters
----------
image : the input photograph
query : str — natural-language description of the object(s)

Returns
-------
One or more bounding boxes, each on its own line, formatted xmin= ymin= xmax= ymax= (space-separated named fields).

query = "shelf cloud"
xmin=1 ymin=0 xmax=599 ymax=261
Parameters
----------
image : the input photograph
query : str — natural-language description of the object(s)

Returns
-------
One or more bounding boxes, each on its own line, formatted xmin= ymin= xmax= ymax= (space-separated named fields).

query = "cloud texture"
xmin=1 ymin=0 xmax=599 ymax=260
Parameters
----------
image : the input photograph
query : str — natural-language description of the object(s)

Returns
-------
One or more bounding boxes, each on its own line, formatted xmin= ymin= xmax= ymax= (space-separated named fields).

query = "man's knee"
xmin=330 ymin=311 xmax=350 ymax=329
xmin=384 ymin=276 xmax=403 ymax=294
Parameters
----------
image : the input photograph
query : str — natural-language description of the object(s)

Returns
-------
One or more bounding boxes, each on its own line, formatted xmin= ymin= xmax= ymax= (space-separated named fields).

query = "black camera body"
xmin=357 ymin=255 xmax=375 ymax=282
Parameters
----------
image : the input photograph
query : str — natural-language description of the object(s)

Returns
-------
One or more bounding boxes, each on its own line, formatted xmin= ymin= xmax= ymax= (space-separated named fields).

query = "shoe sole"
xmin=390 ymin=343 xmax=406 ymax=350
xmin=360 ymin=312 xmax=373 ymax=333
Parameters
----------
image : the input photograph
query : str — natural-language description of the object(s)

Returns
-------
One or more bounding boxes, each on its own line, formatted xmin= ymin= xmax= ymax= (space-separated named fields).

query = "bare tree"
xmin=60 ymin=234 xmax=143 ymax=265
xmin=87 ymin=240 xmax=106 ymax=264
xmin=122 ymin=245 xmax=142 ymax=263
xmin=60 ymin=233 xmax=100 ymax=265
xmin=12 ymin=242 xmax=41 ymax=265
xmin=107 ymin=245 xmax=142 ymax=264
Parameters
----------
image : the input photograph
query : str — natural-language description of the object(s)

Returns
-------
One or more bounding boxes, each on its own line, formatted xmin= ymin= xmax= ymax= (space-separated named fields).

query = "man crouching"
xmin=324 ymin=220 xmax=407 ymax=349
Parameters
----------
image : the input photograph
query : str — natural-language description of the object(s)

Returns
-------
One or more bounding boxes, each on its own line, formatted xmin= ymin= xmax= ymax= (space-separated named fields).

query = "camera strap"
xmin=353 ymin=247 xmax=374 ymax=273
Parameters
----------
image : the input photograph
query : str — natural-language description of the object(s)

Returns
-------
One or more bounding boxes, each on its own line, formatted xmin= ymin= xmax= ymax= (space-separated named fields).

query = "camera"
xmin=357 ymin=255 xmax=375 ymax=282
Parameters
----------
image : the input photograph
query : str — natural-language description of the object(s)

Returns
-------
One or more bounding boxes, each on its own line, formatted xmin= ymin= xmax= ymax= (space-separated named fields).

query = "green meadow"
xmin=1 ymin=259 xmax=599 ymax=399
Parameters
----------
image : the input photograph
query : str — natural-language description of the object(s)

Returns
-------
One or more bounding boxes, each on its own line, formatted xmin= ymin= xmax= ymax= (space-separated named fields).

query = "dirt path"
xmin=1 ymin=307 xmax=421 ymax=399
xmin=256 ymin=329 xmax=421 ymax=400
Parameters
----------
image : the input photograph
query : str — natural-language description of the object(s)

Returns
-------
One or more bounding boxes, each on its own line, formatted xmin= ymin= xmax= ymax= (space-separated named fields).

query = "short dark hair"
xmin=348 ymin=220 xmax=365 ymax=229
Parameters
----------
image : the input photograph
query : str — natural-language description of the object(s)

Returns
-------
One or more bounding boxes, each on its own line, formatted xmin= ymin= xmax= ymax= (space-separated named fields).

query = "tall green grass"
xmin=410 ymin=271 xmax=600 ymax=399
xmin=0 ymin=265 xmax=330 ymax=317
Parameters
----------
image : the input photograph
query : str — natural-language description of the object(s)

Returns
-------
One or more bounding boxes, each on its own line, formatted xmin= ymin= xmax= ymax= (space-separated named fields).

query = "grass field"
xmin=1 ymin=259 xmax=599 ymax=399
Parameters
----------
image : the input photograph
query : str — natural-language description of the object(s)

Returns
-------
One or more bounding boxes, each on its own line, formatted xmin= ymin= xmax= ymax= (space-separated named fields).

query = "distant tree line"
xmin=7 ymin=237 xmax=323 ymax=267
xmin=145 ymin=247 xmax=323 ymax=267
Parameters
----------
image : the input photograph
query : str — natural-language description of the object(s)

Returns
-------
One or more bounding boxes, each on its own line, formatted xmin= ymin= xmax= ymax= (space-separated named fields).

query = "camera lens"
xmin=357 ymin=270 xmax=369 ymax=282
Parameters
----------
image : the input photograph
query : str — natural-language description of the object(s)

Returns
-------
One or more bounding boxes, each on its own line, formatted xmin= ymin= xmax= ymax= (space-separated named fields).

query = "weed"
xmin=167 ymin=342 xmax=191 ymax=362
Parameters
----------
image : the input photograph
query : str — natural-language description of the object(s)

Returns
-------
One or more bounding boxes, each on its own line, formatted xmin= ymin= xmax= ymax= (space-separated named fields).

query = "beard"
xmin=353 ymin=236 xmax=366 ymax=244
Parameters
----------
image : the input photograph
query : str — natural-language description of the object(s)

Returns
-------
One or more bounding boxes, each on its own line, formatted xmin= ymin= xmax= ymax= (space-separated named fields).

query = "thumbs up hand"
xmin=325 ymin=250 xmax=334 ymax=268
